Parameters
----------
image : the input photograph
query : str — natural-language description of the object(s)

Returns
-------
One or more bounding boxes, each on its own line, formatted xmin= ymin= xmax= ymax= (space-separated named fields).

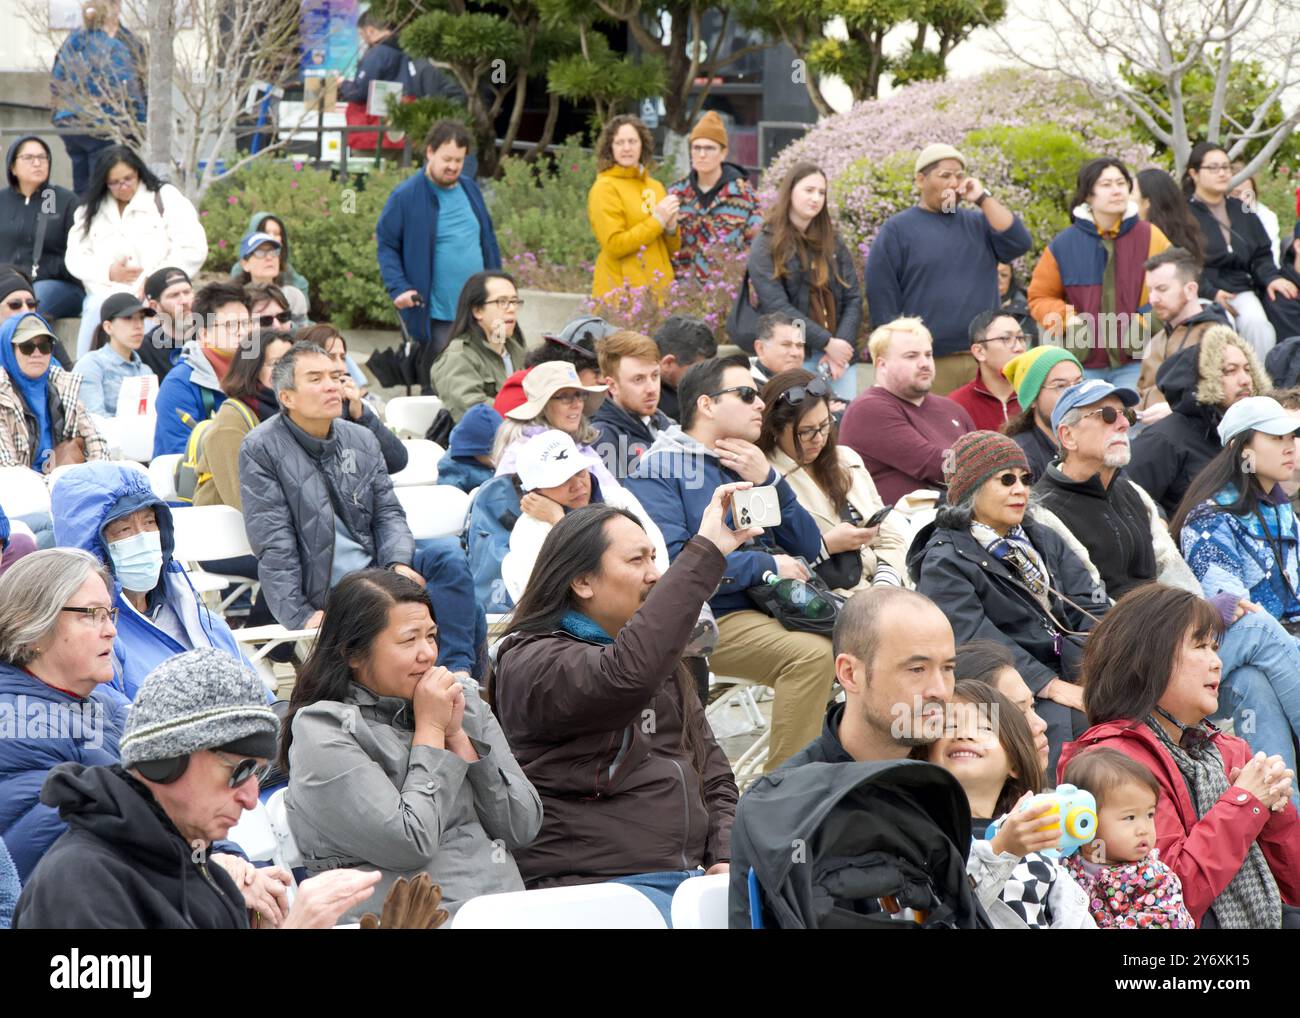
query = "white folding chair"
xmin=264 ymin=787 xmax=302 ymax=872
xmin=389 ymin=439 xmax=442 ymax=487
xmin=0 ymin=466 xmax=52 ymax=519
xmin=395 ymin=485 xmax=470 ymax=539
xmin=167 ymin=504 xmax=259 ymax=612
xmin=115 ymin=414 xmax=158 ymax=463
xmin=385 ymin=396 xmax=443 ymax=439
xmin=226 ymin=800 xmax=278 ymax=864
xmin=669 ymin=874 xmax=730 ymax=930
xmin=452 ymin=883 xmax=668 ymax=929
xmin=148 ymin=453 xmax=182 ymax=502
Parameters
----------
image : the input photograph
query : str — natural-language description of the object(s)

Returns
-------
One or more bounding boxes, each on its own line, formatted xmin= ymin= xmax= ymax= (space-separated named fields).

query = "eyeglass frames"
xmin=215 ymin=751 xmax=273 ymax=789
xmin=5 ymin=298 xmax=38 ymax=312
xmin=60 ymin=605 xmax=119 ymax=626
xmin=994 ymin=470 xmax=1033 ymax=488
xmin=709 ymin=385 xmax=760 ymax=404
xmin=1078 ymin=405 xmax=1138 ymax=427
xmin=779 ymin=375 xmax=829 ymax=407
xmin=16 ymin=338 xmax=54 ymax=356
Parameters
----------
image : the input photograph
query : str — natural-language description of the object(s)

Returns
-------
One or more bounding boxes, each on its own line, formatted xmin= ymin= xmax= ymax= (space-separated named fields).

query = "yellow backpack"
xmin=173 ymin=398 xmax=257 ymax=504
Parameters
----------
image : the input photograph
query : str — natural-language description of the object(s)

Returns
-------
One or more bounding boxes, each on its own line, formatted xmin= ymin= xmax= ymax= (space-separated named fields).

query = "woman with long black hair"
xmin=429 ymin=269 xmax=528 ymax=422
xmin=64 ymin=145 xmax=207 ymax=359
xmin=1135 ymin=168 xmax=1205 ymax=266
xmin=280 ymin=568 xmax=541 ymax=922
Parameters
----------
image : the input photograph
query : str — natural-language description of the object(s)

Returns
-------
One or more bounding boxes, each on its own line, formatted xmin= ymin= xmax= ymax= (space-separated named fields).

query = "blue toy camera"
xmin=986 ymin=784 xmax=1098 ymax=858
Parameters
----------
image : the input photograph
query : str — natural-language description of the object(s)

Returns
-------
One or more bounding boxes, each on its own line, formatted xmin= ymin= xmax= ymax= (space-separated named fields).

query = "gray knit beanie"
xmin=120 ymin=649 xmax=278 ymax=769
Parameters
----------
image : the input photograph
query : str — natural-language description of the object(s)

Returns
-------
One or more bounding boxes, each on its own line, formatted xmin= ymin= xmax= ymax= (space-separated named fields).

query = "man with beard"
xmin=778 ymin=586 xmax=957 ymax=767
xmin=838 ymin=317 xmax=975 ymax=504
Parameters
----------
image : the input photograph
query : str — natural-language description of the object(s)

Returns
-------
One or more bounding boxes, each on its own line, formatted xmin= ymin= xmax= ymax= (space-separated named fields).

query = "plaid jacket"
xmin=0 ymin=365 xmax=109 ymax=472
xmin=668 ymin=164 xmax=763 ymax=279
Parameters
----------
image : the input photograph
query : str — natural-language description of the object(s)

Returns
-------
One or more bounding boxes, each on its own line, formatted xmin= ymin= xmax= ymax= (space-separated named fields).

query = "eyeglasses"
xmin=795 ymin=419 xmax=834 ymax=443
xmin=690 ymin=144 xmax=722 ymax=154
xmin=1079 ymin=405 xmax=1138 ymax=426
xmin=215 ymin=751 xmax=272 ymax=789
xmin=5 ymin=298 xmax=38 ymax=312
xmin=1198 ymin=163 xmax=1233 ymax=174
xmin=15 ymin=153 xmax=50 ymax=164
xmin=247 ymin=247 xmax=280 ymax=259
xmin=1041 ymin=378 xmax=1081 ymax=392
xmin=548 ymin=389 xmax=586 ymax=405
xmin=257 ymin=312 xmax=292 ymax=329
xmin=107 ymin=175 xmax=139 ymax=191
xmin=483 ymin=297 xmax=525 ymax=310
xmin=977 ymin=332 xmax=1028 ymax=347
xmin=16 ymin=338 xmax=54 ymax=356
xmin=779 ymin=375 xmax=829 ymax=407
xmin=709 ymin=385 xmax=760 ymax=404
xmin=995 ymin=470 xmax=1033 ymax=488
xmin=61 ymin=605 xmax=119 ymax=627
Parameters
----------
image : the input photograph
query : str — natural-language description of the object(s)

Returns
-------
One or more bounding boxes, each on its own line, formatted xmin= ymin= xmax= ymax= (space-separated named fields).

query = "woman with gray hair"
xmin=907 ymin=430 xmax=1107 ymax=777
xmin=0 ymin=547 xmax=128 ymax=883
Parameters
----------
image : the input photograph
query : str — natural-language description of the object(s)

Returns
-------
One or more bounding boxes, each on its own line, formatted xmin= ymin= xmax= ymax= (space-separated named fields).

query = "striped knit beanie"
xmin=1003 ymin=346 xmax=1082 ymax=410
xmin=120 ymin=649 xmax=278 ymax=769
xmin=944 ymin=430 xmax=1029 ymax=508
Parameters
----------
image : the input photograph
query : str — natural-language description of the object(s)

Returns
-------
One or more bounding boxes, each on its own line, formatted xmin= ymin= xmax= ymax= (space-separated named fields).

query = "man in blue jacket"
xmin=376 ymin=119 xmax=501 ymax=390
xmin=627 ymin=354 xmax=835 ymax=771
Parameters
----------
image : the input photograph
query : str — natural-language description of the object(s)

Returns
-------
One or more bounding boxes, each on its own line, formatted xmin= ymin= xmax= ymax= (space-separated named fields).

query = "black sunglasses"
xmin=709 ymin=385 xmax=760 ymax=404
xmin=257 ymin=312 xmax=293 ymax=329
xmin=1153 ymin=707 xmax=1219 ymax=754
xmin=779 ymin=375 xmax=829 ymax=406
xmin=1079 ymin=405 xmax=1138 ymax=426
xmin=5 ymin=298 xmax=38 ymax=311
xmin=995 ymin=470 xmax=1034 ymax=487
xmin=16 ymin=338 xmax=54 ymax=356
xmin=217 ymin=752 xmax=273 ymax=789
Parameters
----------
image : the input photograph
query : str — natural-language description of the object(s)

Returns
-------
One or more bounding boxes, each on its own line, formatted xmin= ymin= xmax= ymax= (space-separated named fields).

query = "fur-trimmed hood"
xmin=1155 ymin=323 xmax=1271 ymax=414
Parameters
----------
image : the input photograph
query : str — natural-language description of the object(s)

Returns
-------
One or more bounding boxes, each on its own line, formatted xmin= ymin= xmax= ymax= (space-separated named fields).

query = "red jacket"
xmin=1059 ymin=721 xmax=1300 ymax=923
xmin=947 ymin=373 xmax=1021 ymax=432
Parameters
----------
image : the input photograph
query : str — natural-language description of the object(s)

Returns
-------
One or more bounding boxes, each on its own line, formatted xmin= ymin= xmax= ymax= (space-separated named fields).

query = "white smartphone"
xmin=732 ymin=485 xmax=782 ymax=529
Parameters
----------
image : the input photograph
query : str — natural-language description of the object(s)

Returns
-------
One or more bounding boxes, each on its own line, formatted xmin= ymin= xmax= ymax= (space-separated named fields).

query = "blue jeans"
xmin=802 ymin=353 xmax=857 ymax=400
xmin=413 ymin=537 xmax=486 ymax=677
xmin=60 ymin=133 xmax=115 ymax=196
xmin=76 ymin=292 xmax=106 ymax=359
xmin=1082 ymin=362 xmax=1142 ymax=389
xmin=34 ymin=278 xmax=85 ymax=320
xmin=1216 ymin=610 xmax=1300 ymax=809
xmin=607 ymin=869 xmax=704 ymax=926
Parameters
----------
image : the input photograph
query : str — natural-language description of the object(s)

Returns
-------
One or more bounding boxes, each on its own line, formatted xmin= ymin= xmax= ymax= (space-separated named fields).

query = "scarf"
xmin=970 ymin=520 xmax=1051 ymax=608
xmin=1146 ymin=718 xmax=1282 ymax=928
xmin=249 ymin=384 xmax=280 ymax=423
xmin=202 ymin=345 xmax=234 ymax=382
xmin=559 ymin=610 xmax=613 ymax=645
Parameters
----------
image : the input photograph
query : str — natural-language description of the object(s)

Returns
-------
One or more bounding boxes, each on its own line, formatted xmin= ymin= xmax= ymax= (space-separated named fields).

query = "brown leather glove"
xmin=359 ymin=873 xmax=449 ymax=930
xmin=53 ymin=436 xmax=87 ymax=467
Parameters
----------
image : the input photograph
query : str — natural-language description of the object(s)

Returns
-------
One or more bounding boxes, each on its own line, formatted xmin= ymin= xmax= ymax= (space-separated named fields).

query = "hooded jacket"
xmin=239 ymin=413 xmax=415 ymax=629
xmin=590 ymin=395 xmax=673 ymax=479
xmin=152 ymin=340 xmax=228 ymax=457
xmin=228 ymin=211 xmax=311 ymax=300
xmin=1127 ymin=328 xmax=1271 ymax=517
xmin=907 ymin=510 xmax=1104 ymax=694
xmin=491 ymin=537 xmax=737 ymax=887
xmin=1188 ymin=194 xmax=1284 ymax=297
xmin=429 ymin=326 xmax=526 ymax=422
xmin=626 ymin=425 xmax=822 ymax=616
xmin=1028 ymin=203 xmax=1169 ymax=369
xmin=0 ymin=663 xmax=127 ymax=883
xmin=589 ymin=163 xmax=680 ymax=298
xmin=13 ymin=764 xmax=248 ymax=929
xmin=376 ymin=171 xmax=501 ymax=344
xmin=50 ymin=462 xmax=246 ymax=700
xmin=667 ymin=162 xmax=763 ymax=279
xmin=0 ymin=136 xmax=79 ymax=284
xmin=747 ymin=226 xmax=863 ymax=354
xmin=1137 ymin=300 xmax=1230 ymax=403
xmin=0 ymin=314 xmax=108 ymax=472
xmin=1059 ymin=721 xmax=1300 ymax=924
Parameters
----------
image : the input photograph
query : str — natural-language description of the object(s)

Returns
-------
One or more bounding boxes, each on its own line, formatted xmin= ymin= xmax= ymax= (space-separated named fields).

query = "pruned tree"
xmin=994 ymin=0 xmax=1300 ymax=181
xmin=541 ymin=7 xmax=666 ymax=129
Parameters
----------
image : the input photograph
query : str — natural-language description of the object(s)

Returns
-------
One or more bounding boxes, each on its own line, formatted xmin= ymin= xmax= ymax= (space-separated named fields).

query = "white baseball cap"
xmin=516 ymin=429 xmax=589 ymax=492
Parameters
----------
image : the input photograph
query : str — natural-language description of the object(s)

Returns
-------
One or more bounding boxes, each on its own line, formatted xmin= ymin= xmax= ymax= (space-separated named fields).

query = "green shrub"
xmin=489 ymin=136 xmax=601 ymax=274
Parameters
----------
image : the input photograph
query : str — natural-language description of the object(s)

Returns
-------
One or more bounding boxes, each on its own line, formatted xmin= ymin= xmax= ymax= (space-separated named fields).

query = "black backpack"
xmin=728 ymin=759 xmax=992 ymax=929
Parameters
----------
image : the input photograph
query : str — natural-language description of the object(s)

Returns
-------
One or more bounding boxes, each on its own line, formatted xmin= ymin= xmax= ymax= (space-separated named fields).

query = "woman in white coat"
xmin=64 ymin=145 xmax=207 ymax=357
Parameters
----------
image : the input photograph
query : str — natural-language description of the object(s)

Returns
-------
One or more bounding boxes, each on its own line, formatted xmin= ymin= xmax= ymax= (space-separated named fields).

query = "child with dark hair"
xmin=1062 ymin=747 xmax=1196 ymax=929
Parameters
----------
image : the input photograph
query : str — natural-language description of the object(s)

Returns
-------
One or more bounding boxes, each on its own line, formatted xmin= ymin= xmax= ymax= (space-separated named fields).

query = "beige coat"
xmin=766 ymin=445 xmax=910 ymax=594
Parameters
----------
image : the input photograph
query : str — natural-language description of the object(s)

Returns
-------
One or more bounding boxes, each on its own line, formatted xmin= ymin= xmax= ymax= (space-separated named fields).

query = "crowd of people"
xmin=2 ymin=63 xmax=1300 ymax=929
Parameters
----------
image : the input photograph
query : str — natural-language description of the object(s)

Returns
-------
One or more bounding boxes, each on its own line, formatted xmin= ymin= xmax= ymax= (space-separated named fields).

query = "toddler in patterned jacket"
xmin=1062 ymin=748 xmax=1195 ymax=929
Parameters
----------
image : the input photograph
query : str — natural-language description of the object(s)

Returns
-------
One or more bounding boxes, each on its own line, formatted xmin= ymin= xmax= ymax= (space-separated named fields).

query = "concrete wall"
xmin=0 ymin=70 xmax=73 ymax=189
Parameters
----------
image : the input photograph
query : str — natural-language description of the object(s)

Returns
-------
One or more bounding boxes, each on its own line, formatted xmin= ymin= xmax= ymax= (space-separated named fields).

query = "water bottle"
xmin=762 ymin=571 xmax=833 ymax=619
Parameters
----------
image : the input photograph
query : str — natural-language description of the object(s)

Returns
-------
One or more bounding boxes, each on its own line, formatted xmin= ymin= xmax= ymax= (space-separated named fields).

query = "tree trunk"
xmin=145 ymin=0 xmax=175 ymax=179
xmin=526 ymin=92 xmax=562 ymax=162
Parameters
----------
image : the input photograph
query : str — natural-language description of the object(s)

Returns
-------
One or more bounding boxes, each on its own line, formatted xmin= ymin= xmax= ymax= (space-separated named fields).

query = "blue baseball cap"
xmin=448 ymin=402 xmax=503 ymax=458
xmin=1050 ymin=378 xmax=1140 ymax=434
xmin=1217 ymin=395 xmax=1300 ymax=445
xmin=239 ymin=231 xmax=281 ymax=259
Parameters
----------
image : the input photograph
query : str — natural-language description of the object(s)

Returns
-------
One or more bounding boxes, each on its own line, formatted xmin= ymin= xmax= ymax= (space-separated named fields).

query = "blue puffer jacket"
xmin=50 ymin=462 xmax=247 ymax=700
xmin=626 ymin=425 xmax=822 ymax=616
xmin=467 ymin=474 xmax=522 ymax=613
xmin=0 ymin=660 xmax=128 ymax=882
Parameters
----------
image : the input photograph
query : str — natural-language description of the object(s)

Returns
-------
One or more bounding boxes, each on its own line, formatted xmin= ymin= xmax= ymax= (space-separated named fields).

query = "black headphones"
xmin=134 ymin=755 xmax=190 ymax=784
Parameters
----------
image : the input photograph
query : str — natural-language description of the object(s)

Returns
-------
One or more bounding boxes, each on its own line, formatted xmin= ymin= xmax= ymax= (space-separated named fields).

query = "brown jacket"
xmin=0 ymin=365 xmax=108 ymax=472
xmin=194 ymin=397 xmax=258 ymax=510
xmin=491 ymin=536 xmax=738 ymax=887
xmin=1137 ymin=302 xmax=1230 ymax=406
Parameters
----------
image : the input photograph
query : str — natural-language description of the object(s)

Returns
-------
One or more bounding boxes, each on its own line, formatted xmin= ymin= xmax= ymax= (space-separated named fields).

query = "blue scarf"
xmin=559 ymin=610 xmax=614 ymax=645
xmin=0 ymin=313 xmax=54 ymax=472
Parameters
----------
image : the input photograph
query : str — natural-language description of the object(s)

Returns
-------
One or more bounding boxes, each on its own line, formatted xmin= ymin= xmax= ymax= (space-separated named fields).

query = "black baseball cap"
xmin=100 ymin=292 xmax=156 ymax=321
xmin=144 ymin=267 xmax=191 ymax=303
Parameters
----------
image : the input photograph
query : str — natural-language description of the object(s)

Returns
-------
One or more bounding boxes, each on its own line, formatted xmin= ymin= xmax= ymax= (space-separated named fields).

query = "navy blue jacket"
xmin=375 ymin=171 xmax=501 ymax=343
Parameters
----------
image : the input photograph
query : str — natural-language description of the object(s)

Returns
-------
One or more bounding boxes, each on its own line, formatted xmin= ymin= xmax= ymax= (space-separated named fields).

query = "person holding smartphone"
xmin=757 ymin=368 xmax=909 ymax=595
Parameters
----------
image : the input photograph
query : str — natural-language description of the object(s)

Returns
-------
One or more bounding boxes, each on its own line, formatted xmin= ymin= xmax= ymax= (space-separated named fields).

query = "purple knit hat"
xmin=944 ymin=431 xmax=1029 ymax=507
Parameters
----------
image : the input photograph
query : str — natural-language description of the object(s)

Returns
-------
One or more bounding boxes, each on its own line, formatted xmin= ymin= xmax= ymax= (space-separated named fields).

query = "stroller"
xmin=728 ymin=759 xmax=992 ymax=929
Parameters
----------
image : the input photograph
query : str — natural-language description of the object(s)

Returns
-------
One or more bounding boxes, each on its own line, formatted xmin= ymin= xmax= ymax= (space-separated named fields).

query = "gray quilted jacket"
xmin=239 ymin=413 xmax=414 ymax=628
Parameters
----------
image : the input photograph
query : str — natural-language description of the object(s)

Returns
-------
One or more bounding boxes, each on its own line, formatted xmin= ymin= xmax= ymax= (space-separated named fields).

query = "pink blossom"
xmin=227 ymin=196 xmax=238 ymax=205
xmin=290 ymin=181 xmax=299 ymax=189
xmin=294 ymin=161 xmax=304 ymax=171
xmin=218 ymin=239 xmax=227 ymax=249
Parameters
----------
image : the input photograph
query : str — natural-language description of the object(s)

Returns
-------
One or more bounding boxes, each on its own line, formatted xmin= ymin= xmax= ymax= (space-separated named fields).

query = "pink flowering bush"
xmin=764 ymin=69 xmax=1154 ymax=258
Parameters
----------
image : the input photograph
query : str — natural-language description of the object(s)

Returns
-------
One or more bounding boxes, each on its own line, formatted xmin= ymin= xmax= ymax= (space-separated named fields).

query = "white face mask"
xmin=108 ymin=529 xmax=163 ymax=592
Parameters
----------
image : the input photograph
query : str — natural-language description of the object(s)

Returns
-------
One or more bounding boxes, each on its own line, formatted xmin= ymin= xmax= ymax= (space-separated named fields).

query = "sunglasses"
xmin=995 ymin=470 xmax=1034 ymax=487
xmin=548 ymin=389 xmax=587 ymax=405
xmin=779 ymin=375 xmax=829 ymax=406
xmin=709 ymin=385 xmax=760 ymax=404
xmin=16 ymin=338 xmax=54 ymax=356
xmin=5 ymin=298 xmax=38 ymax=312
xmin=1079 ymin=405 xmax=1138 ymax=426
xmin=257 ymin=312 xmax=293 ymax=329
xmin=216 ymin=751 xmax=273 ymax=789
xmin=1154 ymin=707 xmax=1219 ymax=754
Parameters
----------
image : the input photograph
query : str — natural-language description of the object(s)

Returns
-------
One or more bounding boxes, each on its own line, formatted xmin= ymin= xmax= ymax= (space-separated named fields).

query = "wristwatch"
xmin=974 ymin=190 xmax=990 ymax=206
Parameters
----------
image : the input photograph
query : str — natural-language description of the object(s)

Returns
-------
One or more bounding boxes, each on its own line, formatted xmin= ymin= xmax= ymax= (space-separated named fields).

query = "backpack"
xmin=728 ymin=759 xmax=993 ymax=929
xmin=397 ymin=57 xmax=466 ymax=102
xmin=173 ymin=395 xmax=255 ymax=504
